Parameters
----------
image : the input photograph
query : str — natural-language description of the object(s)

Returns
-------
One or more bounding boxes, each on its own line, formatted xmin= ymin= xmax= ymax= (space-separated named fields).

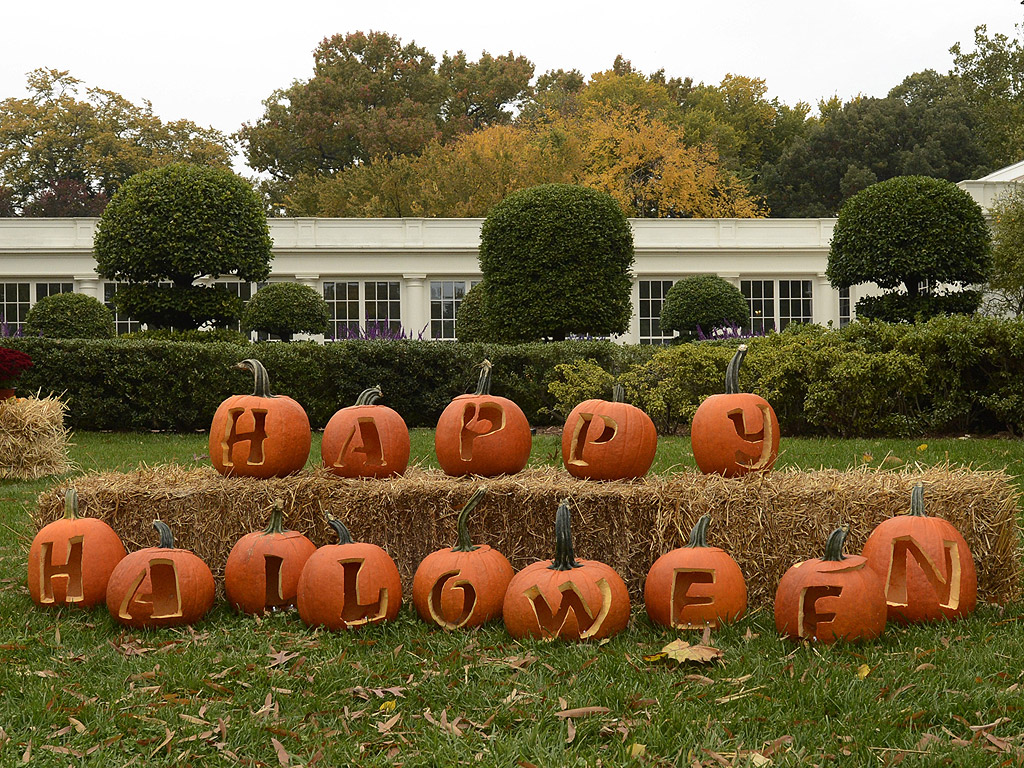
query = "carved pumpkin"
xmin=412 ymin=487 xmax=513 ymax=629
xmin=862 ymin=483 xmax=977 ymax=624
xmin=296 ymin=518 xmax=402 ymax=630
xmin=690 ymin=345 xmax=779 ymax=477
xmin=28 ymin=488 xmax=126 ymax=608
xmin=503 ymin=500 xmax=630 ymax=641
xmin=321 ymin=386 xmax=410 ymax=478
xmin=105 ymin=521 xmax=215 ymax=628
xmin=435 ymin=359 xmax=532 ymax=477
xmin=561 ymin=384 xmax=657 ymax=481
xmin=209 ymin=358 xmax=311 ymax=478
xmin=224 ymin=500 xmax=317 ymax=615
xmin=644 ymin=514 xmax=746 ymax=629
xmin=774 ymin=527 xmax=886 ymax=644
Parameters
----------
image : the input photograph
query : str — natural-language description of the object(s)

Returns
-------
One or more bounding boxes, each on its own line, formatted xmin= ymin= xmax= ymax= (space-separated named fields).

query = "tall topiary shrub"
xmin=242 ymin=282 xmax=330 ymax=342
xmin=478 ymin=184 xmax=634 ymax=341
xmin=94 ymin=163 xmax=273 ymax=329
xmin=827 ymin=175 xmax=991 ymax=322
xmin=454 ymin=282 xmax=496 ymax=342
xmin=24 ymin=292 xmax=115 ymax=339
xmin=660 ymin=274 xmax=750 ymax=338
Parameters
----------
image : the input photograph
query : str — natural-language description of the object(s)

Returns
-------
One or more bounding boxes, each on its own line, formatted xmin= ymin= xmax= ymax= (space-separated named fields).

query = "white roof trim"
xmin=977 ymin=159 xmax=1024 ymax=182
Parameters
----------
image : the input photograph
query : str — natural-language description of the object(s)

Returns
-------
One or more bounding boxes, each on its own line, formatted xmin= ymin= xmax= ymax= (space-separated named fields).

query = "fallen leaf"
xmin=629 ymin=743 xmax=646 ymax=758
xmin=857 ymin=664 xmax=872 ymax=679
xmin=271 ymin=736 xmax=290 ymax=766
xmin=555 ymin=706 xmax=610 ymax=719
xmin=376 ymin=713 xmax=401 ymax=734
xmin=917 ymin=443 xmax=928 ymax=452
xmin=660 ymin=639 xmax=724 ymax=665
xmin=565 ymin=718 xmax=576 ymax=744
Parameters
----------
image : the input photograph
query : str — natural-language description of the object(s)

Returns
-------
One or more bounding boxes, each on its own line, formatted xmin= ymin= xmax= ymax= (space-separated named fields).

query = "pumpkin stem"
xmin=153 ymin=520 xmax=175 ymax=549
xmin=355 ymin=386 xmax=383 ymax=406
xmin=725 ymin=344 xmax=748 ymax=395
xmin=685 ymin=514 xmax=712 ymax=548
xmin=327 ymin=517 xmax=355 ymax=545
xmin=549 ymin=499 xmax=582 ymax=571
xmin=474 ymin=359 xmax=493 ymax=396
xmin=263 ymin=500 xmax=287 ymax=535
xmin=236 ymin=359 xmax=277 ymax=398
xmin=822 ymin=526 xmax=849 ymax=561
xmin=63 ymin=488 xmax=79 ymax=520
xmin=611 ymin=383 xmax=626 ymax=403
xmin=453 ymin=486 xmax=487 ymax=552
xmin=910 ymin=483 xmax=926 ymax=517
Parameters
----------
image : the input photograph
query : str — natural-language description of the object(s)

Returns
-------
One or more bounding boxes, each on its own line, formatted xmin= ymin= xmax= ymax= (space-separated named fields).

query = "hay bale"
xmin=33 ymin=465 xmax=1022 ymax=608
xmin=0 ymin=395 xmax=72 ymax=480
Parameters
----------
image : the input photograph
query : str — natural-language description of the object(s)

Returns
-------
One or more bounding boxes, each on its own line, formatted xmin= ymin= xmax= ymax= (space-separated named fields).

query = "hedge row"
xmin=6 ymin=339 xmax=654 ymax=432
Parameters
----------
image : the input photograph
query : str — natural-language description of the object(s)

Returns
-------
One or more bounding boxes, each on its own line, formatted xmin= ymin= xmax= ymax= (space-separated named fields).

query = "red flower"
xmin=0 ymin=347 xmax=32 ymax=384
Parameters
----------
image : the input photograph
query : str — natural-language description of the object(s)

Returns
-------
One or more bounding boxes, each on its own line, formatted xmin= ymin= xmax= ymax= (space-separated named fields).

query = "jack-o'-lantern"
xmin=775 ymin=526 xmax=886 ymax=644
xmin=412 ymin=487 xmax=513 ymax=629
xmin=435 ymin=360 xmax=532 ymax=477
xmin=224 ymin=500 xmax=317 ymax=615
xmin=321 ymin=386 xmax=410 ymax=478
xmin=690 ymin=345 xmax=779 ymax=478
xmin=209 ymin=358 xmax=311 ymax=478
xmin=862 ymin=483 xmax=977 ymax=624
xmin=503 ymin=500 xmax=630 ymax=641
xmin=644 ymin=514 xmax=746 ymax=629
xmin=561 ymin=384 xmax=657 ymax=481
xmin=296 ymin=518 xmax=402 ymax=630
xmin=28 ymin=488 xmax=126 ymax=608
xmin=105 ymin=521 xmax=215 ymax=628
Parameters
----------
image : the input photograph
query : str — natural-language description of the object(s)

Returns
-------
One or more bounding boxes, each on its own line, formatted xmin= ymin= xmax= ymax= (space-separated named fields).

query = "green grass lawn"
xmin=1 ymin=432 xmax=1022 ymax=766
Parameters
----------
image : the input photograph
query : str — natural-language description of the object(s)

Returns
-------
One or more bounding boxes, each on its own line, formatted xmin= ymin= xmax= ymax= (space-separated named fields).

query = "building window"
xmin=365 ymin=281 xmax=401 ymax=334
xmin=638 ymin=280 xmax=675 ymax=344
xmin=430 ymin=280 xmax=465 ymax=340
xmin=778 ymin=280 xmax=813 ymax=330
xmin=839 ymin=287 xmax=851 ymax=327
xmin=213 ymin=280 xmax=254 ymax=333
xmin=36 ymin=282 xmax=74 ymax=300
xmin=0 ymin=283 xmax=30 ymax=332
xmin=741 ymin=279 xmax=776 ymax=333
xmin=103 ymin=284 xmax=142 ymax=335
xmin=324 ymin=281 xmax=360 ymax=339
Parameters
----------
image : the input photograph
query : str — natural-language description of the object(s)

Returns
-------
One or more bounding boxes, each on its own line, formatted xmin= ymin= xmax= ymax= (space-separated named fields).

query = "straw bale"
xmin=0 ymin=395 xmax=73 ymax=480
xmin=33 ymin=464 xmax=1022 ymax=608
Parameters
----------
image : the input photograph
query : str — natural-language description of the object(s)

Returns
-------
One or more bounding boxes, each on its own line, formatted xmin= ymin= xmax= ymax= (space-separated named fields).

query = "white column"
xmin=815 ymin=273 xmax=837 ymax=327
xmin=403 ymin=274 xmax=428 ymax=339
xmin=74 ymin=276 xmax=101 ymax=300
xmin=296 ymin=274 xmax=320 ymax=290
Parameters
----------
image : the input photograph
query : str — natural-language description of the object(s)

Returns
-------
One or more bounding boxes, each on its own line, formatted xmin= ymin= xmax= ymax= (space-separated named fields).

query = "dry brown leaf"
xmin=565 ymin=718 xmax=576 ymax=744
xmin=660 ymin=639 xmax=724 ymax=665
xmin=271 ymin=736 xmax=290 ymax=766
xmin=377 ymin=713 xmax=401 ymax=734
xmin=555 ymin=706 xmax=610 ymax=719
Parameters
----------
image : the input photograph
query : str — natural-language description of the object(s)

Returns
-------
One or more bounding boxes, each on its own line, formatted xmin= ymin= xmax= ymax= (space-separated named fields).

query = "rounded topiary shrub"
xmin=479 ymin=184 xmax=634 ymax=342
xmin=24 ymin=292 xmax=115 ymax=339
xmin=242 ymin=282 xmax=330 ymax=342
xmin=660 ymin=274 xmax=750 ymax=338
xmin=454 ymin=282 xmax=495 ymax=342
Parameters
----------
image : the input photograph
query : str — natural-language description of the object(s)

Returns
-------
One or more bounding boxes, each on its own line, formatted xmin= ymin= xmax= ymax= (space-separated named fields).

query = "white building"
xmin=0 ymin=167 xmax=1017 ymax=344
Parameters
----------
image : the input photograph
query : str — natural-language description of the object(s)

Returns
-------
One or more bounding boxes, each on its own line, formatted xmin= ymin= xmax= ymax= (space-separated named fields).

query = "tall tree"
xmin=438 ymin=50 xmax=534 ymax=135
xmin=987 ymin=184 xmax=1024 ymax=316
xmin=0 ymin=69 xmax=231 ymax=215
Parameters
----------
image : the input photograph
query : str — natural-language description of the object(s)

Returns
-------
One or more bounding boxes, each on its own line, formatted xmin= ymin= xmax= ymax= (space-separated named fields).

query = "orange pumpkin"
xmin=644 ymin=514 xmax=746 ymax=629
xmin=321 ymin=386 xmax=410 ymax=478
xmin=503 ymin=500 xmax=630 ymax=641
xmin=412 ymin=487 xmax=513 ymax=629
xmin=862 ymin=483 xmax=977 ymax=624
xmin=562 ymin=384 xmax=657 ymax=481
xmin=224 ymin=500 xmax=317 ymax=615
xmin=690 ymin=345 xmax=779 ymax=477
xmin=28 ymin=488 xmax=126 ymax=608
xmin=435 ymin=359 xmax=532 ymax=477
xmin=209 ymin=358 xmax=311 ymax=478
xmin=775 ymin=526 xmax=886 ymax=644
xmin=105 ymin=521 xmax=215 ymax=628
xmin=296 ymin=518 xmax=402 ymax=630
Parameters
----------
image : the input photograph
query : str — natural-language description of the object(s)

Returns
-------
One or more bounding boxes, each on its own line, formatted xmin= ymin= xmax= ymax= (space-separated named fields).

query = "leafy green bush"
xmin=546 ymin=359 xmax=616 ymax=420
xmin=24 ymin=292 xmax=115 ymax=339
xmin=660 ymin=274 xmax=750 ymax=338
xmin=454 ymin=282 xmax=495 ymax=342
xmin=242 ymin=283 xmax=331 ymax=342
xmin=122 ymin=328 xmax=250 ymax=344
xmin=855 ymin=291 xmax=983 ymax=323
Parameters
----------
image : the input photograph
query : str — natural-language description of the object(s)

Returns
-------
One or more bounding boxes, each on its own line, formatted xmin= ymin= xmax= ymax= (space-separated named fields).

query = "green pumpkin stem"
xmin=910 ymin=483 xmax=926 ymax=517
xmin=453 ymin=486 xmax=488 ymax=552
xmin=63 ymin=488 xmax=79 ymax=520
xmin=685 ymin=515 xmax=712 ymax=548
xmin=822 ymin=526 xmax=849 ymax=561
xmin=264 ymin=500 xmax=287 ymax=535
xmin=237 ymin=359 xmax=277 ymax=398
xmin=355 ymin=386 xmax=383 ymax=406
xmin=327 ymin=517 xmax=355 ymax=545
xmin=725 ymin=345 xmax=748 ymax=395
xmin=474 ymin=360 xmax=493 ymax=396
xmin=612 ymin=383 xmax=626 ymax=403
xmin=549 ymin=499 xmax=582 ymax=571
xmin=153 ymin=520 xmax=175 ymax=549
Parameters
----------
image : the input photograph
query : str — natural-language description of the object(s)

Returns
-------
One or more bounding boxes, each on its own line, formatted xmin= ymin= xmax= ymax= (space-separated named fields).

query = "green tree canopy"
xmin=987 ymin=184 xmax=1024 ymax=316
xmin=242 ymin=282 xmax=330 ymax=342
xmin=660 ymin=274 xmax=750 ymax=338
xmin=94 ymin=163 xmax=273 ymax=329
xmin=0 ymin=69 xmax=231 ymax=215
xmin=478 ymin=184 xmax=634 ymax=341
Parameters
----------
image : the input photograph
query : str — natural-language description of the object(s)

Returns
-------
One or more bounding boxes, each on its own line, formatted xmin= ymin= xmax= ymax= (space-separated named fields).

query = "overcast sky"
xmin=3 ymin=1 xmax=1021 ymax=174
